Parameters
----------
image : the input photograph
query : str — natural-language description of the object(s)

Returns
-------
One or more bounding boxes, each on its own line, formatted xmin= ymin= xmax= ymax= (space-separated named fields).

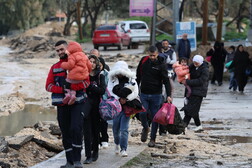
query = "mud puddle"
xmin=0 ymin=104 xmax=56 ymax=136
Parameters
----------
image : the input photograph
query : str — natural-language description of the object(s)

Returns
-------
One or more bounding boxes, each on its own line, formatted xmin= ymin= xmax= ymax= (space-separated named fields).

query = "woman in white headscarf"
xmin=181 ymin=55 xmax=209 ymax=131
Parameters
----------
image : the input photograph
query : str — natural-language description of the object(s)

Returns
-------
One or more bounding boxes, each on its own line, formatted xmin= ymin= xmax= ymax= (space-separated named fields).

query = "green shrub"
xmin=224 ymin=30 xmax=247 ymax=41
xmin=75 ymin=24 xmax=92 ymax=43
xmin=75 ymin=36 xmax=92 ymax=43
xmin=156 ymin=33 xmax=173 ymax=41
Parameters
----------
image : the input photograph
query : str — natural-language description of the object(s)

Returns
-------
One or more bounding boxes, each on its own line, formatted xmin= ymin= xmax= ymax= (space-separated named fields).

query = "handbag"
xmin=123 ymin=97 xmax=146 ymax=117
xmin=99 ymin=89 xmax=122 ymax=120
xmin=153 ymin=103 xmax=176 ymax=125
xmin=206 ymin=56 xmax=212 ymax=62
xmin=245 ymin=65 xmax=252 ymax=77
xmin=123 ymin=105 xmax=146 ymax=117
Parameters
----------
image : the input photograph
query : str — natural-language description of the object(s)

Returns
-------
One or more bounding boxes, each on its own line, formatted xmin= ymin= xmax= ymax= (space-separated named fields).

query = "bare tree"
xmin=226 ymin=0 xmax=250 ymax=32
xmin=84 ymin=0 xmax=108 ymax=37
xmin=61 ymin=0 xmax=77 ymax=36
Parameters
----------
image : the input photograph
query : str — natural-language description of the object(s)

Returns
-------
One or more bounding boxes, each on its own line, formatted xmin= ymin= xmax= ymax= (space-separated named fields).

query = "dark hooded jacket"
xmin=229 ymin=45 xmax=250 ymax=76
xmin=185 ymin=61 xmax=209 ymax=97
xmin=207 ymin=41 xmax=226 ymax=66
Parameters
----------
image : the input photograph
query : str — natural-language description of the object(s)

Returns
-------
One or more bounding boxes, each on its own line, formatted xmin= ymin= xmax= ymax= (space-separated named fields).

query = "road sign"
xmin=130 ymin=0 xmax=154 ymax=17
xmin=176 ymin=22 xmax=197 ymax=51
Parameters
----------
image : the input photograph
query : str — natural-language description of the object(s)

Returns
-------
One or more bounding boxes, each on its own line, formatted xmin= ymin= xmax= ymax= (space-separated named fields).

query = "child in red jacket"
xmin=173 ymin=57 xmax=191 ymax=103
xmin=61 ymin=41 xmax=92 ymax=105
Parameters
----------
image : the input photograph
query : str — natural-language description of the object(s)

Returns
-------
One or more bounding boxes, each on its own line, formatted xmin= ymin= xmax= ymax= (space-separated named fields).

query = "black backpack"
xmin=165 ymin=107 xmax=186 ymax=135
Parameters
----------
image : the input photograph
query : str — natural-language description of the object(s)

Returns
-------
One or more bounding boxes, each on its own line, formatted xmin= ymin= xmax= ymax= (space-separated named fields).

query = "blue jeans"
xmin=112 ymin=111 xmax=130 ymax=151
xmin=139 ymin=93 xmax=162 ymax=141
xmin=229 ymin=72 xmax=237 ymax=91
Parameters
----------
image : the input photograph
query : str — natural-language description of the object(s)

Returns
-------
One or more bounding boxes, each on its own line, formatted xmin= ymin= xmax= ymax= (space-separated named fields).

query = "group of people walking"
xmin=45 ymin=37 xmax=250 ymax=168
xmin=207 ymin=41 xmax=252 ymax=93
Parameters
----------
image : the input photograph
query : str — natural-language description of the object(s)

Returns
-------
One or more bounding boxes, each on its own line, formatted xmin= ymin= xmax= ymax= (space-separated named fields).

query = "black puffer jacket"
xmin=185 ymin=62 xmax=209 ymax=97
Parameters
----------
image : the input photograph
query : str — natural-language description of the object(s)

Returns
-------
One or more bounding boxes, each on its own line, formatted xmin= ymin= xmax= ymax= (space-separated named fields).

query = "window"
xmin=97 ymin=25 xmax=116 ymax=30
xmin=129 ymin=23 xmax=147 ymax=29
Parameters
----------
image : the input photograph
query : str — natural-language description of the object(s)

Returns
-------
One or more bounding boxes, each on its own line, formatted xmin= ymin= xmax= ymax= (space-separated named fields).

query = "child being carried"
xmin=172 ymin=57 xmax=191 ymax=104
xmin=61 ymin=41 xmax=92 ymax=105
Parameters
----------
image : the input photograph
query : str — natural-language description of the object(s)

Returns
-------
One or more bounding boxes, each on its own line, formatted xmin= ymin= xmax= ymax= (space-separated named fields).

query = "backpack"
xmin=99 ymin=89 xmax=122 ymax=120
xmin=153 ymin=103 xmax=186 ymax=135
xmin=165 ymin=107 xmax=186 ymax=135
xmin=139 ymin=56 xmax=149 ymax=75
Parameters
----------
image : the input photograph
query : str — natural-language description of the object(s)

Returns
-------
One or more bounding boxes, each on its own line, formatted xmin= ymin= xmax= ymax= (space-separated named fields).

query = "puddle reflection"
xmin=222 ymin=136 xmax=252 ymax=144
xmin=0 ymin=104 xmax=56 ymax=136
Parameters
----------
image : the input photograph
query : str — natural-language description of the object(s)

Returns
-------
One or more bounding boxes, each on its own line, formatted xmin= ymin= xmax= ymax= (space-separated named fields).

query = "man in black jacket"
xmin=136 ymin=46 xmax=172 ymax=147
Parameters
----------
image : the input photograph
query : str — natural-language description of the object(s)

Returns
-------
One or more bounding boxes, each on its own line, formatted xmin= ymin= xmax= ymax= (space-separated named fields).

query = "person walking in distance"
xmin=206 ymin=41 xmax=227 ymax=86
xmin=45 ymin=40 xmax=90 ymax=168
xmin=225 ymin=46 xmax=237 ymax=91
xmin=136 ymin=46 xmax=172 ymax=147
xmin=229 ymin=44 xmax=251 ymax=94
xmin=178 ymin=33 xmax=191 ymax=59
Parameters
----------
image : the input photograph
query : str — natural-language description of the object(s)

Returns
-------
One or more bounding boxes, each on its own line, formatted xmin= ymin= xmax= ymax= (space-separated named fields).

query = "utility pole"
xmin=173 ymin=0 xmax=180 ymax=43
xmin=202 ymin=0 xmax=208 ymax=45
xmin=76 ymin=0 xmax=83 ymax=40
xmin=216 ymin=0 xmax=224 ymax=42
xmin=247 ymin=0 xmax=252 ymax=41
xmin=151 ymin=0 xmax=157 ymax=46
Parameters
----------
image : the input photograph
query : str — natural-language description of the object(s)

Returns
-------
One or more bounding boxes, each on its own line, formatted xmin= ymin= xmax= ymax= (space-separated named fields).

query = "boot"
xmin=141 ymin=127 xmax=149 ymax=142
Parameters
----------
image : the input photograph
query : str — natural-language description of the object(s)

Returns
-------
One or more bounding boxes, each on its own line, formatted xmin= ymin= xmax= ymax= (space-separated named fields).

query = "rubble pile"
xmin=0 ymin=121 xmax=62 ymax=168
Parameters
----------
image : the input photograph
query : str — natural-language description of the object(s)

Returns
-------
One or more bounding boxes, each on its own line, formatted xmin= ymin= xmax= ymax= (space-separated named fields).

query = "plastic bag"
xmin=153 ymin=103 xmax=176 ymax=125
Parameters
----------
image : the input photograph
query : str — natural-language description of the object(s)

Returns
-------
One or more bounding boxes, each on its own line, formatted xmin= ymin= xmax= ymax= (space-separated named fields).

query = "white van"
xmin=118 ymin=20 xmax=150 ymax=43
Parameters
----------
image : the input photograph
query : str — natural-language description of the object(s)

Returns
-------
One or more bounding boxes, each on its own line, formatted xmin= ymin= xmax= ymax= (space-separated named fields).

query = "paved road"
xmin=31 ymin=144 xmax=145 ymax=168
xmin=82 ymin=42 xmax=146 ymax=57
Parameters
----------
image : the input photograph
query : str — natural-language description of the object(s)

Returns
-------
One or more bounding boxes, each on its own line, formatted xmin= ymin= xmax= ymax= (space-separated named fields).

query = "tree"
xmin=84 ymin=0 xmax=108 ymax=37
xmin=58 ymin=0 xmax=77 ymax=36
xmin=225 ymin=0 xmax=250 ymax=32
xmin=0 ymin=0 xmax=59 ymax=33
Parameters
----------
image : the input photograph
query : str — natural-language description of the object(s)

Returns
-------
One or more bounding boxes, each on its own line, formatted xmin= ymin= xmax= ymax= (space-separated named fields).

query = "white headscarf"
xmin=193 ymin=55 xmax=204 ymax=65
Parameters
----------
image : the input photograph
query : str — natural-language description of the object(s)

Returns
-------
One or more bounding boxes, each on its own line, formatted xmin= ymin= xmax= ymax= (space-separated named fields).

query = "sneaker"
xmin=120 ymin=150 xmax=128 ymax=157
xmin=193 ymin=125 xmax=203 ymax=131
xmin=101 ymin=142 xmax=109 ymax=149
xmin=115 ymin=145 xmax=120 ymax=154
xmin=148 ymin=139 xmax=155 ymax=147
xmin=60 ymin=162 xmax=74 ymax=168
xmin=83 ymin=157 xmax=92 ymax=164
xmin=141 ymin=127 xmax=149 ymax=142
xmin=73 ymin=161 xmax=83 ymax=168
